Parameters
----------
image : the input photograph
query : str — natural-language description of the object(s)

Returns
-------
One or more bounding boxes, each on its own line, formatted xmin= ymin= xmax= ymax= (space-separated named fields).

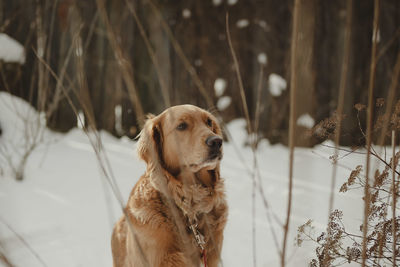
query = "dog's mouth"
xmin=207 ymin=151 xmax=222 ymax=161
xmin=188 ymin=151 xmax=222 ymax=172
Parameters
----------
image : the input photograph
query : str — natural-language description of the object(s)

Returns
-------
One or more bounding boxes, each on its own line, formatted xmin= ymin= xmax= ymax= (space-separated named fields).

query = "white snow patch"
xmin=0 ymin=33 xmax=25 ymax=64
xmin=217 ymin=96 xmax=231 ymax=111
xmin=268 ymin=73 xmax=287 ymax=97
xmin=236 ymin=19 xmax=249 ymax=28
xmin=212 ymin=0 xmax=223 ymax=6
xmin=297 ymin=113 xmax=315 ymax=129
xmin=39 ymin=111 xmax=47 ymax=127
xmin=0 ymin=92 xmax=39 ymax=139
xmin=258 ymin=20 xmax=268 ymax=29
xmin=182 ymin=9 xmax=191 ymax=19
xmin=214 ymin=78 xmax=227 ymax=97
xmin=257 ymin=52 xmax=267 ymax=65
xmin=228 ymin=0 xmax=238 ymax=5
xmin=225 ymin=118 xmax=247 ymax=145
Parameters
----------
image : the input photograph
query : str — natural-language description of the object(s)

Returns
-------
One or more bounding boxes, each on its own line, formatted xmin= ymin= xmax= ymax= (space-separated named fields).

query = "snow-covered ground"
xmin=0 ymin=92 xmax=367 ymax=267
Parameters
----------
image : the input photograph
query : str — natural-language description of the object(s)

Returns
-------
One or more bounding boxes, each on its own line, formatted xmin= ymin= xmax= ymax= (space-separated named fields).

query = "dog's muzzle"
xmin=206 ymin=136 xmax=223 ymax=160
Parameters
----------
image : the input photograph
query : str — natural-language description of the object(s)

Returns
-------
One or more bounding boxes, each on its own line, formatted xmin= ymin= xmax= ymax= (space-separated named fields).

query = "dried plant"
xmin=296 ymin=144 xmax=400 ymax=266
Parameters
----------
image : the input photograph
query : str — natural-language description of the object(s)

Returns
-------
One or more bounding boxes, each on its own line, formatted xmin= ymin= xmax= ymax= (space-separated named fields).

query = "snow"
xmin=257 ymin=53 xmax=268 ymax=65
xmin=0 ymin=33 xmax=25 ymax=64
xmin=217 ymin=96 xmax=232 ymax=111
xmin=182 ymin=9 xmax=191 ymax=19
xmin=236 ymin=19 xmax=250 ymax=28
xmin=214 ymin=78 xmax=227 ymax=97
xmin=0 ymin=92 xmax=368 ymax=266
xmin=257 ymin=20 xmax=269 ymax=30
xmin=268 ymin=73 xmax=287 ymax=97
xmin=212 ymin=0 xmax=223 ymax=6
xmin=297 ymin=113 xmax=315 ymax=129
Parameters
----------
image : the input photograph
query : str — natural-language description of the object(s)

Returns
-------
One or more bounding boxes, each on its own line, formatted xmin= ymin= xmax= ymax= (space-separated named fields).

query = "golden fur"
xmin=111 ymin=105 xmax=228 ymax=267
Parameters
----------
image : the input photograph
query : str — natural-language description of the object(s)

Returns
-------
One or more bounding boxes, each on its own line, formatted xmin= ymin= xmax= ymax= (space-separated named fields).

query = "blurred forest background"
xmin=0 ymin=0 xmax=399 ymax=146
xmin=1 ymin=1 xmax=400 ymax=266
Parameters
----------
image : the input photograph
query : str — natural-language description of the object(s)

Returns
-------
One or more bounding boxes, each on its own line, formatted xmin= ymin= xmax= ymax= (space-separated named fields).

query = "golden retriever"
xmin=111 ymin=105 xmax=228 ymax=267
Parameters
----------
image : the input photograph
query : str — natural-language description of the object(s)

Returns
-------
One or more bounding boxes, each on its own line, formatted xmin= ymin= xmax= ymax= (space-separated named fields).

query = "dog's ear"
xmin=137 ymin=114 xmax=163 ymax=170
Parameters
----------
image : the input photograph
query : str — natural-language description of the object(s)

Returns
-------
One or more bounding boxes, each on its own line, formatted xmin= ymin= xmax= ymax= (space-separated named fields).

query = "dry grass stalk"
xmin=145 ymin=0 xmax=215 ymax=109
xmin=328 ymin=0 xmax=352 ymax=215
xmin=226 ymin=13 xmax=256 ymax=265
xmin=70 ymin=10 xmax=97 ymax=130
xmin=0 ymin=250 xmax=13 ymax=267
xmin=226 ymin=13 xmax=252 ymax=134
xmin=391 ymin=130 xmax=397 ymax=266
xmin=124 ymin=0 xmax=171 ymax=108
xmin=0 ymin=63 xmax=46 ymax=181
xmin=377 ymin=50 xmax=400 ymax=147
xmin=325 ymin=1 xmax=352 ymax=265
xmin=225 ymin=15 xmax=256 ymax=264
xmin=281 ymin=0 xmax=300 ymax=266
xmin=377 ymin=27 xmax=400 ymax=61
xmin=34 ymin=51 xmax=151 ymax=266
xmin=45 ymin=27 xmax=76 ymax=118
xmin=0 ymin=217 xmax=48 ymax=267
xmin=250 ymin=65 xmax=265 ymax=267
xmin=225 ymin=15 xmax=284 ymax=265
xmin=96 ymin=0 xmax=145 ymax=127
xmin=362 ymin=1 xmax=380 ymax=266
xmin=35 ymin=0 xmax=47 ymax=112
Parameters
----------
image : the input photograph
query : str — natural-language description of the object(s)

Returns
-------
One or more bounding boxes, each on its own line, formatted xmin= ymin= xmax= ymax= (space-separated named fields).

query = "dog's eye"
xmin=176 ymin=122 xmax=188 ymax=131
xmin=206 ymin=118 xmax=213 ymax=127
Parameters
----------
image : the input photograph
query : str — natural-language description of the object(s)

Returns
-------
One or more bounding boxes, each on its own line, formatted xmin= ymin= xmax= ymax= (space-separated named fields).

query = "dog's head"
xmin=137 ymin=105 xmax=223 ymax=176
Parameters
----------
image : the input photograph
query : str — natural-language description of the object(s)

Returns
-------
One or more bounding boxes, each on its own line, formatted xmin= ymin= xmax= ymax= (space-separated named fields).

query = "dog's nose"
xmin=206 ymin=136 xmax=223 ymax=149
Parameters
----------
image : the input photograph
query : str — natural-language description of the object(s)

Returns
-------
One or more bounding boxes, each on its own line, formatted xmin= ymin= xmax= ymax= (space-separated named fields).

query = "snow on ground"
xmin=0 ymin=92 xmax=367 ymax=266
xmin=296 ymin=113 xmax=315 ymax=129
xmin=0 ymin=34 xmax=25 ymax=64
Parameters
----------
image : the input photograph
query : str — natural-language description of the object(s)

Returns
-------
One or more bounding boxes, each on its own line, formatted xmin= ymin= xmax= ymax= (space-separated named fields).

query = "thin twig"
xmin=377 ymin=27 xmax=400 ymax=61
xmin=33 ymin=48 xmax=151 ymax=267
xmin=96 ymin=0 xmax=145 ymax=126
xmin=282 ymin=0 xmax=300 ymax=266
xmin=362 ymin=1 xmax=380 ymax=266
xmin=327 ymin=0 xmax=352 ymax=221
xmin=124 ymin=0 xmax=171 ymax=108
xmin=226 ymin=13 xmax=256 ymax=266
xmin=391 ymin=131 xmax=397 ymax=267
xmin=145 ymin=0 xmax=215 ymax=109
xmin=377 ymin=49 xmax=400 ymax=147
xmin=325 ymin=2 xmax=352 ymax=263
xmin=226 ymin=13 xmax=252 ymax=134
xmin=0 ymin=217 xmax=48 ymax=267
xmin=0 ymin=248 xmax=13 ymax=267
